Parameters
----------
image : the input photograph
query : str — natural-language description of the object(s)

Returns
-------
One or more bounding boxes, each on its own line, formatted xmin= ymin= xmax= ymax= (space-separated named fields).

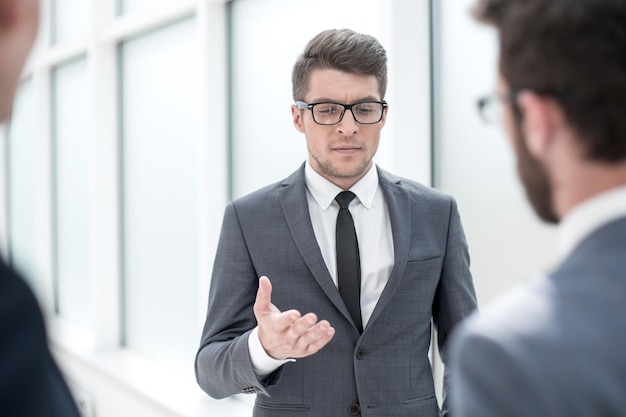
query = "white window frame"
xmin=0 ymin=0 xmax=433 ymax=415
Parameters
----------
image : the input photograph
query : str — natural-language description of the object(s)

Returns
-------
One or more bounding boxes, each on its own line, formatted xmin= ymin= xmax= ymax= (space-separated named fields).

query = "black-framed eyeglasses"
xmin=295 ymin=100 xmax=388 ymax=125
xmin=476 ymin=91 xmax=519 ymax=124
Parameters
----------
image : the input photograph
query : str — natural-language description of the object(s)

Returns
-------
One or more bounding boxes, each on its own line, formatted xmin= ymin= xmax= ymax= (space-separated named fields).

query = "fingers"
xmin=284 ymin=315 xmax=335 ymax=358
xmin=275 ymin=309 xmax=301 ymax=332
xmin=257 ymin=310 xmax=335 ymax=359
xmin=253 ymin=276 xmax=273 ymax=315
xmin=258 ymin=310 xmax=335 ymax=359
xmin=253 ymin=276 xmax=335 ymax=359
xmin=292 ymin=319 xmax=335 ymax=356
xmin=288 ymin=313 xmax=321 ymax=338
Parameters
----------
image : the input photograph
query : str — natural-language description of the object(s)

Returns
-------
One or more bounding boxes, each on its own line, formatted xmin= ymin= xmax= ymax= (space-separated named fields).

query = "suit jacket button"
xmin=355 ymin=348 xmax=366 ymax=360
xmin=349 ymin=403 xmax=361 ymax=415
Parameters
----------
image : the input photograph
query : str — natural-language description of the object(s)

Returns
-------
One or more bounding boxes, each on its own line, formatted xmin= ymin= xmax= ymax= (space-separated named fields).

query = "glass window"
xmin=51 ymin=0 xmax=90 ymax=45
xmin=229 ymin=0 xmax=382 ymax=198
xmin=119 ymin=18 xmax=201 ymax=371
xmin=52 ymin=57 xmax=91 ymax=326
xmin=6 ymin=81 xmax=39 ymax=289
xmin=118 ymin=0 xmax=171 ymax=15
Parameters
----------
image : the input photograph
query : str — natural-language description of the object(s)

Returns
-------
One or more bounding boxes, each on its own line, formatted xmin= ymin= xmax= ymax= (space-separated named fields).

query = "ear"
xmin=516 ymin=91 xmax=560 ymax=158
xmin=291 ymin=104 xmax=305 ymax=133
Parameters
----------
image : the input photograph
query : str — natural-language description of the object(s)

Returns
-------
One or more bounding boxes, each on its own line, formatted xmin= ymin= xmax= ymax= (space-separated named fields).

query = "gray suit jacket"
xmin=195 ymin=164 xmax=477 ymax=417
xmin=450 ymin=217 xmax=626 ymax=417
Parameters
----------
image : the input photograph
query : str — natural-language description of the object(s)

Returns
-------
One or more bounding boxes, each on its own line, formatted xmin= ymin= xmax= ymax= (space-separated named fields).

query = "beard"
xmin=314 ymin=158 xmax=371 ymax=180
xmin=512 ymin=119 xmax=560 ymax=224
xmin=308 ymin=148 xmax=373 ymax=182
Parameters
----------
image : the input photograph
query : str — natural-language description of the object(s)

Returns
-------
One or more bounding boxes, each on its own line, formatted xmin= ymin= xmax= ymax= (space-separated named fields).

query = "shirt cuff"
xmin=248 ymin=326 xmax=295 ymax=376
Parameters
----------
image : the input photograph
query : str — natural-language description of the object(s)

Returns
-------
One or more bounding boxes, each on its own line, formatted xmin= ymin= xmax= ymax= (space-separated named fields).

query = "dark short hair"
xmin=292 ymin=29 xmax=388 ymax=102
xmin=474 ymin=0 xmax=626 ymax=163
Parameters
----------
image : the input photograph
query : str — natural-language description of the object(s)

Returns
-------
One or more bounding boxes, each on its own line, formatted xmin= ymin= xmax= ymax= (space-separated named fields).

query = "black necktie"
xmin=335 ymin=191 xmax=362 ymax=333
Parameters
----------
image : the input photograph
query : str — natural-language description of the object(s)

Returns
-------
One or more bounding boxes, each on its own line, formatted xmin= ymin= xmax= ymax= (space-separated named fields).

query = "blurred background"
xmin=0 ymin=0 xmax=557 ymax=416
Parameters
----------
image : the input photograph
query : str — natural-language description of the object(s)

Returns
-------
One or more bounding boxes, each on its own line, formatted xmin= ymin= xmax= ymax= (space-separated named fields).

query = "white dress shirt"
xmin=248 ymin=161 xmax=395 ymax=375
xmin=557 ymin=185 xmax=626 ymax=263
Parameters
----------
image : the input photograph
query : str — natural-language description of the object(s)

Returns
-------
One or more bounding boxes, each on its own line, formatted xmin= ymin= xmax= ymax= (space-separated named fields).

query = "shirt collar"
xmin=557 ymin=184 xmax=626 ymax=261
xmin=304 ymin=160 xmax=379 ymax=210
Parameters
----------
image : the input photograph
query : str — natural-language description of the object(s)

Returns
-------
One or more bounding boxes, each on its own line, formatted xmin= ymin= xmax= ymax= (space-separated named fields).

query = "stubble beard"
xmin=513 ymin=121 xmax=560 ymax=224
xmin=309 ymin=151 xmax=373 ymax=183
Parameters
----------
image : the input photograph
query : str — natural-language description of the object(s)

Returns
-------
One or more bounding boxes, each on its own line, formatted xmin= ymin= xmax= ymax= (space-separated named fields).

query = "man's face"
xmin=292 ymin=68 xmax=387 ymax=190
xmin=499 ymin=77 xmax=559 ymax=224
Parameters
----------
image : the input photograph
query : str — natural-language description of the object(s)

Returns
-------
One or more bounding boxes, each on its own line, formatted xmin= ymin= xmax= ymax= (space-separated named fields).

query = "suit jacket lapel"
xmin=365 ymin=167 xmax=411 ymax=331
xmin=278 ymin=165 xmax=354 ymax=324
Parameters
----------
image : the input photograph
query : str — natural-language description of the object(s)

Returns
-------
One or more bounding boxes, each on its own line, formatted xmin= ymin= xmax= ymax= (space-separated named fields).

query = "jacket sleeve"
xmin=433 ymin=197 xmax=478 ymax=416
xmin=194 ymin=202 xmax=282 ymax=399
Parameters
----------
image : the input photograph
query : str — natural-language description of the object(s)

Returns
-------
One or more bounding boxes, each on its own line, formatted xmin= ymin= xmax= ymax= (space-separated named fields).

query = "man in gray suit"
xmin=195 ymin=28 xmax=477 ymax=416
xmin=451 ymin=1 xmax=626 ymax=416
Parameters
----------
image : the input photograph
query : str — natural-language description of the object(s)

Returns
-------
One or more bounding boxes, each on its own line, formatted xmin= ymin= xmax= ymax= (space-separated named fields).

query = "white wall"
xmin=435 ymin=0 xmax=558 ymax=305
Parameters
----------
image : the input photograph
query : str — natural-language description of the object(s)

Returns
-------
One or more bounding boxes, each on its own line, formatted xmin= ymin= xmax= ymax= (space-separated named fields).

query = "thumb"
xmin=254 ymin=276 xmax=273 ymax=315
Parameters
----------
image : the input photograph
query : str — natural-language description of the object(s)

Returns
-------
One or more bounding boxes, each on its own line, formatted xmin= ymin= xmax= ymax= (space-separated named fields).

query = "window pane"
xmin=51 ymin=0 xmax=89 ymax=45
xmin=120 ymin=18 xmax=200 ymax=371
xmin=229 ymin=0 xmax=381 ymax=198
xmin=118 ymin=0 xmax=170 ymax=15
xmin=7 ymin=81 xmax=39 ymax=288
xmin=53 ymin=58 xmax=91 ymax=326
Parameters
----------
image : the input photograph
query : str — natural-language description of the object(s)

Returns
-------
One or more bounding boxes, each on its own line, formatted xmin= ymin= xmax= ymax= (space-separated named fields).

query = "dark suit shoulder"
xmin=0 ymin=260 xmax=48 ymax=348
xmin=453 ymin=246 xmax=626 ymax=416
xmin=0 ymin=260 xmax=81 ymax=417
xmin=456 ymin=222 xmax=626 ymax=370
